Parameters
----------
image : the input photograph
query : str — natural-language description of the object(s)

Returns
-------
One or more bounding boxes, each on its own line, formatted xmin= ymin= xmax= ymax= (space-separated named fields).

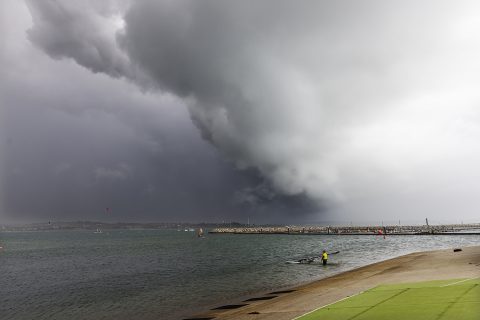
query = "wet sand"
xmin=187 ymin=246 xmax=480 ymax=320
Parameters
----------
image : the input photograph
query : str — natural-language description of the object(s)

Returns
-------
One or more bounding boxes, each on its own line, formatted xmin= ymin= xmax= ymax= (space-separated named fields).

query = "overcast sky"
xmin=2 ymin=0 xmax=480 ymax=224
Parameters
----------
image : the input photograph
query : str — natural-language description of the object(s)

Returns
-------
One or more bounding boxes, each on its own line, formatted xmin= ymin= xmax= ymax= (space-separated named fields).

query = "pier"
xmin=209 ymin=223 xmax=480 ymax=235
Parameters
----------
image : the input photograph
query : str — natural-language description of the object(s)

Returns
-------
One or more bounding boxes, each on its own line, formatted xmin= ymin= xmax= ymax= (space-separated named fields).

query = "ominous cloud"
xmin=1 ymin=0 xmax=317 ymax=224
xmin=3 ymin=0 xmax=480 ymax=223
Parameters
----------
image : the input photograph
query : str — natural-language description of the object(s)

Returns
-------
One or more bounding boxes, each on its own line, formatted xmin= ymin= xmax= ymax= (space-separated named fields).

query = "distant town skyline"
xmin=2 ymin=0 xmax=480 ymax=224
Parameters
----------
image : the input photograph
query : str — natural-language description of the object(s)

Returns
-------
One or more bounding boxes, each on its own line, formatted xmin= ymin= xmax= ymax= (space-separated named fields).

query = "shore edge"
xmin=186 ymin=245 xmax=480 ymax=320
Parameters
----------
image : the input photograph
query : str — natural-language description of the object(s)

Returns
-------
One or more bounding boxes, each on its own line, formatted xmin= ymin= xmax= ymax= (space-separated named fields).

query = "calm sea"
xmin=1 ymin=229 xmax=479 ymax=319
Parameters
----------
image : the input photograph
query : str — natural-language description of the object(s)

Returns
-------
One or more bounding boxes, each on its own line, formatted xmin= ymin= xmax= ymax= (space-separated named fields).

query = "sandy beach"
xmin=187 ymin=246 xmax=480 ymax=320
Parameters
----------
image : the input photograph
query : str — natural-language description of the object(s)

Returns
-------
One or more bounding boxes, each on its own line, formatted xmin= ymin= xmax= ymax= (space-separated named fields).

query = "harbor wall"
xmin=209 ymin=223 xmax=480 ymax=235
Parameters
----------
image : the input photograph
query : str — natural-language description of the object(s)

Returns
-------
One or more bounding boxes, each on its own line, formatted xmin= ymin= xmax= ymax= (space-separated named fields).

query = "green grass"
xmin=297 ymin=278 xmax=480 ymax=320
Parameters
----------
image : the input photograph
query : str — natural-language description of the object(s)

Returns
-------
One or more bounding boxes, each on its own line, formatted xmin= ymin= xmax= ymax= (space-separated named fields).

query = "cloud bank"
xmin=18 ymin=0 xmax=480 ymax=222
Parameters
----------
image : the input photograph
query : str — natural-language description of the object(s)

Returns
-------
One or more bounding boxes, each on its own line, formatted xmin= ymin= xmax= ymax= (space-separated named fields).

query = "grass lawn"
xmin=297 ymin=278 xmax=479 ymax=320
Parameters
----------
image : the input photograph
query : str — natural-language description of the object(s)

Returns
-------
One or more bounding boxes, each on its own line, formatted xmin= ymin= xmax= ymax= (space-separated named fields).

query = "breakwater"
xmin=209 ymin=223 xmax=480 ymax=235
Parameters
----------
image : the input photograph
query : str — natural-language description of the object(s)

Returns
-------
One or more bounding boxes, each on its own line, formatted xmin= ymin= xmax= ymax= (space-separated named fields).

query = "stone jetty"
xmin=209 ymin=223 xmax=480 ymax=235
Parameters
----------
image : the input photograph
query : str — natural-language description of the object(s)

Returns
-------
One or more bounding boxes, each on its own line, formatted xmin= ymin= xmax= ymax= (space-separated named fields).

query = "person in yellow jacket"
xmin=321 ymin=250 xmax=328 ymax=265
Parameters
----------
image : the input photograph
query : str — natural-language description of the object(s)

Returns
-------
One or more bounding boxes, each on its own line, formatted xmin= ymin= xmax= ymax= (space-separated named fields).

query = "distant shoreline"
xmin=0 ymin=221 xmax=238 ymax=232
xmin=2 ymin=221 xmax=479 ymax=235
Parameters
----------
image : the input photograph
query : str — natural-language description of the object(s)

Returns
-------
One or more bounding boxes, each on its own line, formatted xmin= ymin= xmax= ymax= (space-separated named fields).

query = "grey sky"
xmin=2 ymin=0 xmax=480 ymax=224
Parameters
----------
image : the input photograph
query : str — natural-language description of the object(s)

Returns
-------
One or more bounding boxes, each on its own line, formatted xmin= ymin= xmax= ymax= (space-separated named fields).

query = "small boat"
xmin=94 ymin=228 xmax=103 ymax=234
xmin=197 ymin=228 xmax=204 ymax=237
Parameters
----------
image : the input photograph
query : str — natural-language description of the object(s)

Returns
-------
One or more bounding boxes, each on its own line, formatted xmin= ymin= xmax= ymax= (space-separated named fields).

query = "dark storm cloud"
xmin=3 ymin=0 xmax=480 ymax=223
xmin=1 ymin=50 xmax=310 ymax=223
xmin=1 ymin=0 xmax=319 ymax=223
xmin=116 ymin=0 xmax=480 ymax=222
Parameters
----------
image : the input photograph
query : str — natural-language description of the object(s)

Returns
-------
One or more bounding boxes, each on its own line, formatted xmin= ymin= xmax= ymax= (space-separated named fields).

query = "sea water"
xmin=1 ymin=229 xmax=479 ymax=319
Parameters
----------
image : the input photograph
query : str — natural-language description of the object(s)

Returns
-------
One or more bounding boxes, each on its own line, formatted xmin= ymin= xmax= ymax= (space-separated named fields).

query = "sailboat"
xmin=197 ymin=228 xmax=204 ymax=237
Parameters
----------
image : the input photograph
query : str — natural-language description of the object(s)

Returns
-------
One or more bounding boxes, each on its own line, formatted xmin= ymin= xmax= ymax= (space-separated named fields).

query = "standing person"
xmin=321 ymin=250 xmax=328 ymax=266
